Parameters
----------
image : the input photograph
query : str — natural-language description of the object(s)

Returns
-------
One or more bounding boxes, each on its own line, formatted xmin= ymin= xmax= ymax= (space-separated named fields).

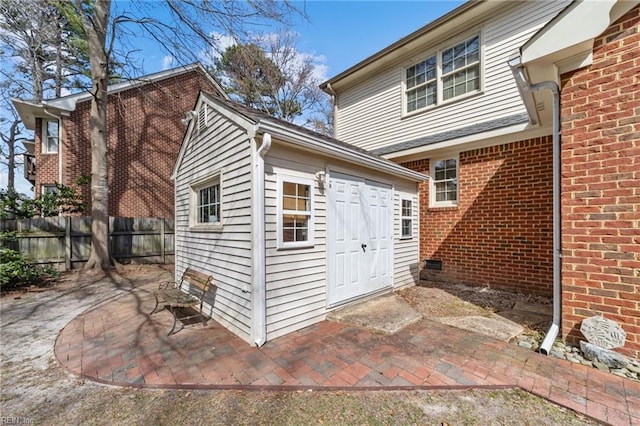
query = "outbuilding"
xmin=172 ymin=93 xmax=427 ymax=346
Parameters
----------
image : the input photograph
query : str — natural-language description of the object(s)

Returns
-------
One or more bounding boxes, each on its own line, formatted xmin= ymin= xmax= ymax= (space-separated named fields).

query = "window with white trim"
xmin=42 ymin=184 xmax=58 ymax=195
xmin=405 ymin=34 xmax=480 ymax=114
xmin=278 ymin=175 xmax=314 ymax=248
xmin=430 ymin=157 xmax=458 ymax=207
xmin=190 ymin=172 xmax=222 ymax=230
xmin=401 ymin=199 xmax=413 ymax=238
xmin=42 ymin=119 xmax=59 ymax=154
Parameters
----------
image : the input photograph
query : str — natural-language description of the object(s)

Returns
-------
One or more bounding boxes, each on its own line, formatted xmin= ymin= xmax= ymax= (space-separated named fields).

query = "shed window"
xmin=405 ymin=34 xmax=481 ymax=114
xmin=401 ymin=199 xmax=413 ymax=238
xmin=430 ymin=157 xmax=458 ymax=207
xmin=278 ymin=175 xmax=314 ymax=249
xmin=190 ymin=172 xmax=223 ymax=230
xmin=43 ymin=119 xmax=59 ymax=154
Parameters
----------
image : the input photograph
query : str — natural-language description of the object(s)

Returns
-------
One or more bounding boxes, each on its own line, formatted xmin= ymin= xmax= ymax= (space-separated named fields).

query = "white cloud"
xmin=161 ymin=55 xmax=175 ymax=70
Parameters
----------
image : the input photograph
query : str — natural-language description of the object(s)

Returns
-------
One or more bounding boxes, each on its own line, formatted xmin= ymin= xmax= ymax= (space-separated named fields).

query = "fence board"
xmin=1 ymin=217 xmax=174 ymax=270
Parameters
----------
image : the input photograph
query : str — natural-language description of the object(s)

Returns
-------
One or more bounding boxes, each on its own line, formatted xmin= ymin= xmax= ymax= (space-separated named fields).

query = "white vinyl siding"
xmin=264 ymin=146 xmax=327 ymax=340
xmin=334 ymin=1 xmax=569 ymax=152
xmin=174 ymin=100 xmax=253 ymax=343
xmin=393 ymin=186 xmax=420 ymax=287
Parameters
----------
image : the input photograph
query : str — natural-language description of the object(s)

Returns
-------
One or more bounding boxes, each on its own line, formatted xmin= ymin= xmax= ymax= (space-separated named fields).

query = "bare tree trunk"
xmin=7 ymin=121 xmax=16 ymax=194
xmin=81 ymin=0 xmax=111 ymax=271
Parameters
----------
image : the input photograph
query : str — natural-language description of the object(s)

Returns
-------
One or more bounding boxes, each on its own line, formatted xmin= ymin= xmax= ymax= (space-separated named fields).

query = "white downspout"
xmin=252 ymin=132 xmax=271 ymax=347
xmin=508 ymin=57 xmax=561 ymax=355
xmin=325 ymin=83 xmax=338 ymax=138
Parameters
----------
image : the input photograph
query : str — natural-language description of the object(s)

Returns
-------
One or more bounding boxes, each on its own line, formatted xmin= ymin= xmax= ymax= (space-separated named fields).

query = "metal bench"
xmin=151 ymin=267 xmax=214 ymax=335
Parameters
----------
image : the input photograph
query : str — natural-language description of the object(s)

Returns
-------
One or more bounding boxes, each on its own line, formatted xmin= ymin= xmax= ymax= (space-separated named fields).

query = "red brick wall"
xmin=403 ymin=136 xmax=554 ymax=295
xmin=560 ymin=6 xmax=640 ymax=358
xmin=35 ymin=69 xmax=219 ymax=218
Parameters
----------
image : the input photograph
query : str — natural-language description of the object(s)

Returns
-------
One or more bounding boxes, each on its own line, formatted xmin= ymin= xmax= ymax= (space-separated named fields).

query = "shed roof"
xmin=174 ymin=92 xmax=428 ymax=183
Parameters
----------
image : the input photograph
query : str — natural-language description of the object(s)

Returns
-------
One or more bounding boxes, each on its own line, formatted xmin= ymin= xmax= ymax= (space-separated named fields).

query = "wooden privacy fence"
xmin=0 ymin=217 xmax=174 ymax=270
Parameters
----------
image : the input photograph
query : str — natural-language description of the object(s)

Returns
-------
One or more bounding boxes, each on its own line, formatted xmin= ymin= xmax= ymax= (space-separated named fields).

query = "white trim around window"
xmin=41 ymin=184 xmax=58 ymax=195
xmin=430 ymin=156 xmax=459 ymax=208
xmin=277 ymin=174 xmax=314 ymax=249
xmin=42 ymin=119 xmax=60 ymax=154
xmin=189 ymin=170 xmax=223 ymax=231
xmin=400 ymin=198 xmax=413 ymax=239
xmin=403 ymin=30 xmax=483 ymax=116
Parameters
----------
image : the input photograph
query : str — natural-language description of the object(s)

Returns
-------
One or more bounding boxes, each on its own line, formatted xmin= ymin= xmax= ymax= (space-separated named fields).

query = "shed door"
xmin=327 ymin=172 xmax=392 ymax=306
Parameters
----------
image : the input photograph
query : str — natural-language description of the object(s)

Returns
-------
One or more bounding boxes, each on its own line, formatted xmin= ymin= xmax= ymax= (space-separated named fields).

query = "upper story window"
xmin=190 ymin=172 xmax=223 ymax=231
xmin=430 ymin=157 xmax=458 ymax=207
xmin=278 ymin=175 xmax=314 ymax=249
xmin=405 ymin=34 xmax=481 ymax=114
xmin=401 ymin=199 xmax=413 ymax=239
xmin=42 ymin=119 xmax=59 ymax=154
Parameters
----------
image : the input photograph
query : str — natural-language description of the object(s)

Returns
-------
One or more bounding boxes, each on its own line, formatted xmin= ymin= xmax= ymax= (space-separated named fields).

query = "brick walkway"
xmin=55 ymin=283 xmax=640 ymax=425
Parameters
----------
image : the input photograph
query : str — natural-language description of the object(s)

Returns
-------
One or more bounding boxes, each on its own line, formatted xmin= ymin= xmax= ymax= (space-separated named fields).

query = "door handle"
xmin=361 ymin=244 xmax=367 ymax=252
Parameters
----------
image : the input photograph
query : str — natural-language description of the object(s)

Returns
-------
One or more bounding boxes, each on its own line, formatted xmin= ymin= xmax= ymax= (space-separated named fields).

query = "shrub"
xmin=0 ymin=248 xmax=59 ymax=290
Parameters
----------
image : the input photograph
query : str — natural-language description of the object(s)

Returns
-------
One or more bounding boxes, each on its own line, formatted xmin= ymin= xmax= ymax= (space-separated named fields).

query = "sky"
xmin=141 ymin=0 xmax=465 ymax=81
xmin=3 ymin=0 xmax=464 ymax=195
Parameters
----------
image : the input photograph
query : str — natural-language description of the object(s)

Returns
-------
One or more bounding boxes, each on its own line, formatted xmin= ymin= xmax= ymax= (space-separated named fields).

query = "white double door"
xmin=327 ymin=172 xmax=392 ymax=307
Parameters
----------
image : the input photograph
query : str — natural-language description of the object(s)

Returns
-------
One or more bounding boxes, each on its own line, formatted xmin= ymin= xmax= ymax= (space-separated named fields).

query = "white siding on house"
xmin=393 ymin=184 xmax=420 ymax=288
xmin=264 ymin=146 xmax=327 ymax=340
xmin=263 ymin=145 xmax=422 ymax=340
xmin=334 ymin=1 xmax=569 ymax=152
xmin=174 ymin=100 xmax=254 ymax=343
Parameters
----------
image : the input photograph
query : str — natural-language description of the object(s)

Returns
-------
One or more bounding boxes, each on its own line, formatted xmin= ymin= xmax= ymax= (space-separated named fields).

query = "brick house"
xmin=13 ymin=63 xmax=225 ymax=218
xmin=321 ymin=1 xmax=640 ymax=358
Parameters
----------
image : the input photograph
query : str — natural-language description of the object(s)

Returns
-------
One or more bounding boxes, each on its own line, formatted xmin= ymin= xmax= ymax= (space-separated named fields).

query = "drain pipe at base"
xmin=508 ymin=57 xmax=561 ymax=355
xmin=252 ymin=132 xmax=271 ymax=347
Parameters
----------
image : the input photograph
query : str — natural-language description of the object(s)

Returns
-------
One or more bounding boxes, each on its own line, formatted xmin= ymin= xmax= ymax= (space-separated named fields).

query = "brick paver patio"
xmin=55 ymin=283 xmax=640 ymax=425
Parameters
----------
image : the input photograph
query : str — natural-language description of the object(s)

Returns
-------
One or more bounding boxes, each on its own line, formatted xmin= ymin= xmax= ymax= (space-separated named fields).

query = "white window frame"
xmin=41 ymin=184 xmax=58 ymax=195
xmin=430 ymin=155 xmax=459 ymax=208
xmin=403 ymin=31 xmax=482 ymax=116
xmin=277 ymin=174 xmax=314 ymax=249
xmin=400 ymin=198 xmax=413 ymax=239
xmin=189 ymin=171 xmax=223 ymax=231
xmin=42 ymin=119 xmax=59 ymax=154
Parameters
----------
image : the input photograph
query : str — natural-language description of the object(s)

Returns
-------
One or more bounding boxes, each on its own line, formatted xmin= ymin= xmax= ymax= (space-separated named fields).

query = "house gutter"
xmin=256 ymin=121 xmax=426 ymax=182
xmin=508 ymin=56 xmax=561 ymax=356
xmin=252 ymin=132 xmax=271 ymax=347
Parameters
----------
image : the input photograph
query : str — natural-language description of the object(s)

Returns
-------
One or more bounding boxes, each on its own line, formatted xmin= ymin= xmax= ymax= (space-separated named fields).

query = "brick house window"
xmin=190 ymin=172 xmax=223 ymax=230
xmin=277 ymin=175 xmax=314 ymax=249
xmin=401 ymin=199 xmax=413 ymax=238
xmin=42 ymin=119 xmax=59 ymax=154
xmin=430 ymin=157 xmax=458 ymax=207
xmin=42 ymin=184 xmax=57 ymax=195
xmin=405 ymin=34 xmax=481 ymax=114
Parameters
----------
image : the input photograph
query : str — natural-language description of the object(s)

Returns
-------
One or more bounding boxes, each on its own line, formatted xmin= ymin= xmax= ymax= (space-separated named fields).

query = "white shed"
xmin=172 ymin=93 xmax=427 ymax=346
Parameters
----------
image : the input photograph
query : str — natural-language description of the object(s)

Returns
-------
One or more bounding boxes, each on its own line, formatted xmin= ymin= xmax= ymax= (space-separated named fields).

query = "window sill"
xmin=427 ymin=205 xmax=459 ymax=212
xmin=276 ymin=243 xmax=315 ymax=251
xmin=41 ymin=152 xmax=59 ymax=155
xmin=189 ymin=224 xmax=223 ymax=232
xmin=399 ymin=236 xmax=414 ymax=241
